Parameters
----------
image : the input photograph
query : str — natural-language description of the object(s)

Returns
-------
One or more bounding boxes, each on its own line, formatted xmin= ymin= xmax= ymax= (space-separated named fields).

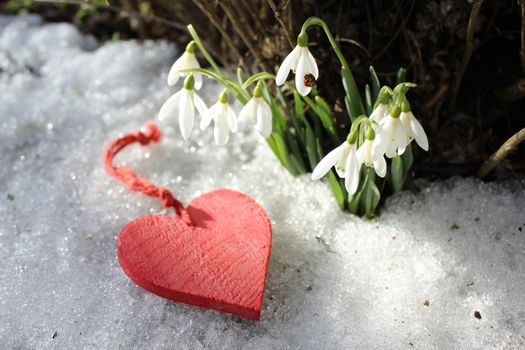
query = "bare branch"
xmin=478 ymin=128 xmax=525 ymax=178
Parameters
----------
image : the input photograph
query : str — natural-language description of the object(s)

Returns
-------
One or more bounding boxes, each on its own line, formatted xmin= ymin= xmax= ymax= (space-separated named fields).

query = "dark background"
xmin=3 ymin=0 xmax=524 ymax=180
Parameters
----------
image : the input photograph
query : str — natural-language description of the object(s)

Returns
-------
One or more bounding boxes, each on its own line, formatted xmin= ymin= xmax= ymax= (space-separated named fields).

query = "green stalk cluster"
xmin=183 ymin=18 xmax=416 ymax=217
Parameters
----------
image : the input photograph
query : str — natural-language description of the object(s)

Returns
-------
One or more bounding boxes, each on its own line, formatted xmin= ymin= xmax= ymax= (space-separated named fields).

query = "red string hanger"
xmin=103 ymin=122 xmax=193 ymax=226
xmin=102 ymin=121 xmax=272 ymax=320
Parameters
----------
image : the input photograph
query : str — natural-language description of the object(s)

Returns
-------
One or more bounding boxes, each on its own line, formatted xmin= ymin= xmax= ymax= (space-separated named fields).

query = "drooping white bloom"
xmin=400 ymin=111 xmax=428 ymax=151
xmin=167 ymin=42 xmax=202 ymax=90
xmin=158 ymin=75 xmax=207 ymax=140
xmin=311 ymin=140 xmax=360 ymax=195
xmin=201 ymin=91 xmax=238 ymax=145
xmin=372 ymin=106 xmax=408 ymax=159
xmin=356 ymin=138 xmax=387 ymax=178
xmin=275 ymin=34 xmax=319 ymax=96
xmin=369 ymin=103 xmax=388 ymax=123
xmin=239 ymin=84 xmax=273 ymax=138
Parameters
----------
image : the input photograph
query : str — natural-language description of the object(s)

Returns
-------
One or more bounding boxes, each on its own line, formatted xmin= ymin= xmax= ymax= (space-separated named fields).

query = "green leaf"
xmin=236 ymin=68 xmax=246 ymax=85
xmin=273 ymin=133 xmax=298 ymax=176
xmin=262 ymin=84 xmax=287 ymax=133
xmin=289 ymin=93 xmax=308 ymax=146
xmin=305 ymin=127 xmax=320 ymax=170
xmin=341 ymin=66 xmax=365 ymax=121
xmin=401 ymin=143 xmax=414 ymax=179
xmin=361 ymin=168 xmax=380 ymax=217
xmin=74 ymin=5 xmax=96 ymax=22
xmin=365 ymin=84 xmax=372 ymax=116
xmin=290 ymin=154 xmax=307 ymax=174
xmin=348 ymin=166 xmax=369 ymax=214
xmin=265 ymin=135 xmax=286 ymax=169
xmin=327 ymin=171 xmax=347 ymax=209
xmin=286 ymin=132 xmax=307 ymax=174
xmin=390 ymin=155 xmax=404 ymax=193
xmin=344 ymin=96 xmax=354 ymax=122
xmin=315 ymin=96 xmax=339 ymax=144
xmin=369 ymin=66 xmax=381 ymax=102
xmin=294 ymin=91 xmax=305 ymax=120
xmin=396 ymin=67 xmax=407 ymax=85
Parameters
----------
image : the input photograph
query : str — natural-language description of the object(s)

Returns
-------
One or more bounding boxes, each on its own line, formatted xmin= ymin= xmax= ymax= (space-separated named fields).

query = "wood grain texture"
xmin=117 ymin=189 xmax=272 ymax=320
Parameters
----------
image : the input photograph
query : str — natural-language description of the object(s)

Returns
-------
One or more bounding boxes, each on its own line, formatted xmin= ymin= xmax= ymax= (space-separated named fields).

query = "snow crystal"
xmin=1 ymin=15 xmax=524 ymax=349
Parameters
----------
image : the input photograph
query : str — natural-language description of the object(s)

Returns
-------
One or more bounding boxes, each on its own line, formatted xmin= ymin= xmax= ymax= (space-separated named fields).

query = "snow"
xmin=1 ymin=15 xmax=524 ymax=349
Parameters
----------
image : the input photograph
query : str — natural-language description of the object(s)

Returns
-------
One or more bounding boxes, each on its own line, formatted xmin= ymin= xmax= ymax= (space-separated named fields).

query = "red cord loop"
xmin=103 ymin=122 xmax=193 ymax=226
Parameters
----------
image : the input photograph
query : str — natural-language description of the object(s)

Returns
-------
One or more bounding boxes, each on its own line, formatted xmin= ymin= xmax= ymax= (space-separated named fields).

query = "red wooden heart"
xmin=117 ymin=189 xmax=272 ymax=320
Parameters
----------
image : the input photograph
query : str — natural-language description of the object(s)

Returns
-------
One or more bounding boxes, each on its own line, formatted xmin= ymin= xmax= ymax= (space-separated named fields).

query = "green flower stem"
xmin=178 ymin=67 xmax=249 ymax=104
xmin=348 ymin=115 xmax=369 ymax=135
xmin=301 ymin=16 xmax=350 ymax=70
xmin=241 ymin=72 xmax=276 ymax=89
xmin=301 ymin=17 xmax=365 ymax=119
xmin=187 ymin=24 xmax=222 ymax=76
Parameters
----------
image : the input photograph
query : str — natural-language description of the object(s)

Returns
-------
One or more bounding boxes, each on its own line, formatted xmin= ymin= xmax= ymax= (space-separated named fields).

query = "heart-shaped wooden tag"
xmin=117 ymin=189 xmax=272 ymax=320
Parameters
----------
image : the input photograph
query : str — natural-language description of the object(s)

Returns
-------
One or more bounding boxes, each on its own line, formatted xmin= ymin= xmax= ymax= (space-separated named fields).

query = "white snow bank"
xmin=0 ymin=15 xmax=524 ymax=349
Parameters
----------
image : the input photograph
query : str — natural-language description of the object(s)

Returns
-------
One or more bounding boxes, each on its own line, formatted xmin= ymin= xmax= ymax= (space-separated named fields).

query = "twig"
xmin=371 ymin=0 xmax=415 ymax=63
xmin=478 ymin=128 xmax=525 ymax=178
xmin=220 ymin=0 xmax=269 ymax=72
xmin=286 ymin=0 xmax=293 ymax=42
xmin=422 ymin=82 xmax=449 ymax=110
xmin=238 ymin=0 xmax=266 ymax=38
xmin=337 ymin=37 xmax=371 ymax=58
xmin=449 ymin=0 xmax=484 ymax=110
xmin=190 ymin=0 xmax=244 ymax=66
xmin=266 ymin=0 xmax=294 ymax=48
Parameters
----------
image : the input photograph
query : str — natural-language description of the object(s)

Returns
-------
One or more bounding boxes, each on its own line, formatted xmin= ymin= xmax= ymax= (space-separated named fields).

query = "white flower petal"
xmin=356 ymin=144 xmax=366 ymax=166
xmin=372 ymin=120 xmax=390 ymax=158
xmin=226 ymin=105 xmax=238 ymax=132
xmin=213 ymin=112 xmax=230 ymax=145
xmin=295 ymin=52 xmax=311 ymax=96
xmin=311 ymin=143 xmax=345 ymax=180
xmin=409 ymin=113 xmax=429 ymax=151
xmin=385 ymin=139 xmax=397 ymax=158
xmin=178 ymin=91 xmax=194 ymax=139
xmin=158 ymin=91 xmax=181 ymax=121
xmin=306 ymin=48 xmax=319 ymax=79
xmin=200 ymin=103 xmax=217 ymax=130
xmin=167 ymin=54 xmax=185 ymax=86
xmin=239 ymin=98 xmax=256 ymax=122
xmin=193 ymin=92 xmax=208 ymax=119
xmin=193 ymin=73 xmax=203 ymax=90
xmin=395 ymin=120 xmax=407 ymax=156
xmin=256 ymin=102 xmax=272 ymax=138
xmin=370 ymin=103 xmax=387 ymax=123
xmin=373 ymin=155 xmax=387 ymax=178
xmin=275 ymin=46 xmax=300 ymax=86
xmin=344 ymin=147 xmax=360 ymax=195
xmin=187 ymin=52 xmax=200 ymax=68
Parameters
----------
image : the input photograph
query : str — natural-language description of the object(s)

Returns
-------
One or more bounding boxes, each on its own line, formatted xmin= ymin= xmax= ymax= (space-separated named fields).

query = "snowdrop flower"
xmin=356 ymin=127 xmax=387 ymax=178
xmin=369 ymin=89 xmax=391 ymax=123
xmin=311 ymin=132 xmax=360 ymax=195
xmin=399 ymin=101 xmax=428 ymax=151
xmin=239 ymin=83 xmax=272 ymax=138
xmin=167 ymin=41 xmax=202 ymax=90
xmin=369 ymin=102 xmax=388 ymax=123
xmin=158 ymin=74 xmax=208 ymax=140
xmin=201 ymin=90 xmax=238 ymax=145
xmin=275 ymin=32 xmax=319 ymax=96
xmin=372 ymin=105 xmax=408 ymax=159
